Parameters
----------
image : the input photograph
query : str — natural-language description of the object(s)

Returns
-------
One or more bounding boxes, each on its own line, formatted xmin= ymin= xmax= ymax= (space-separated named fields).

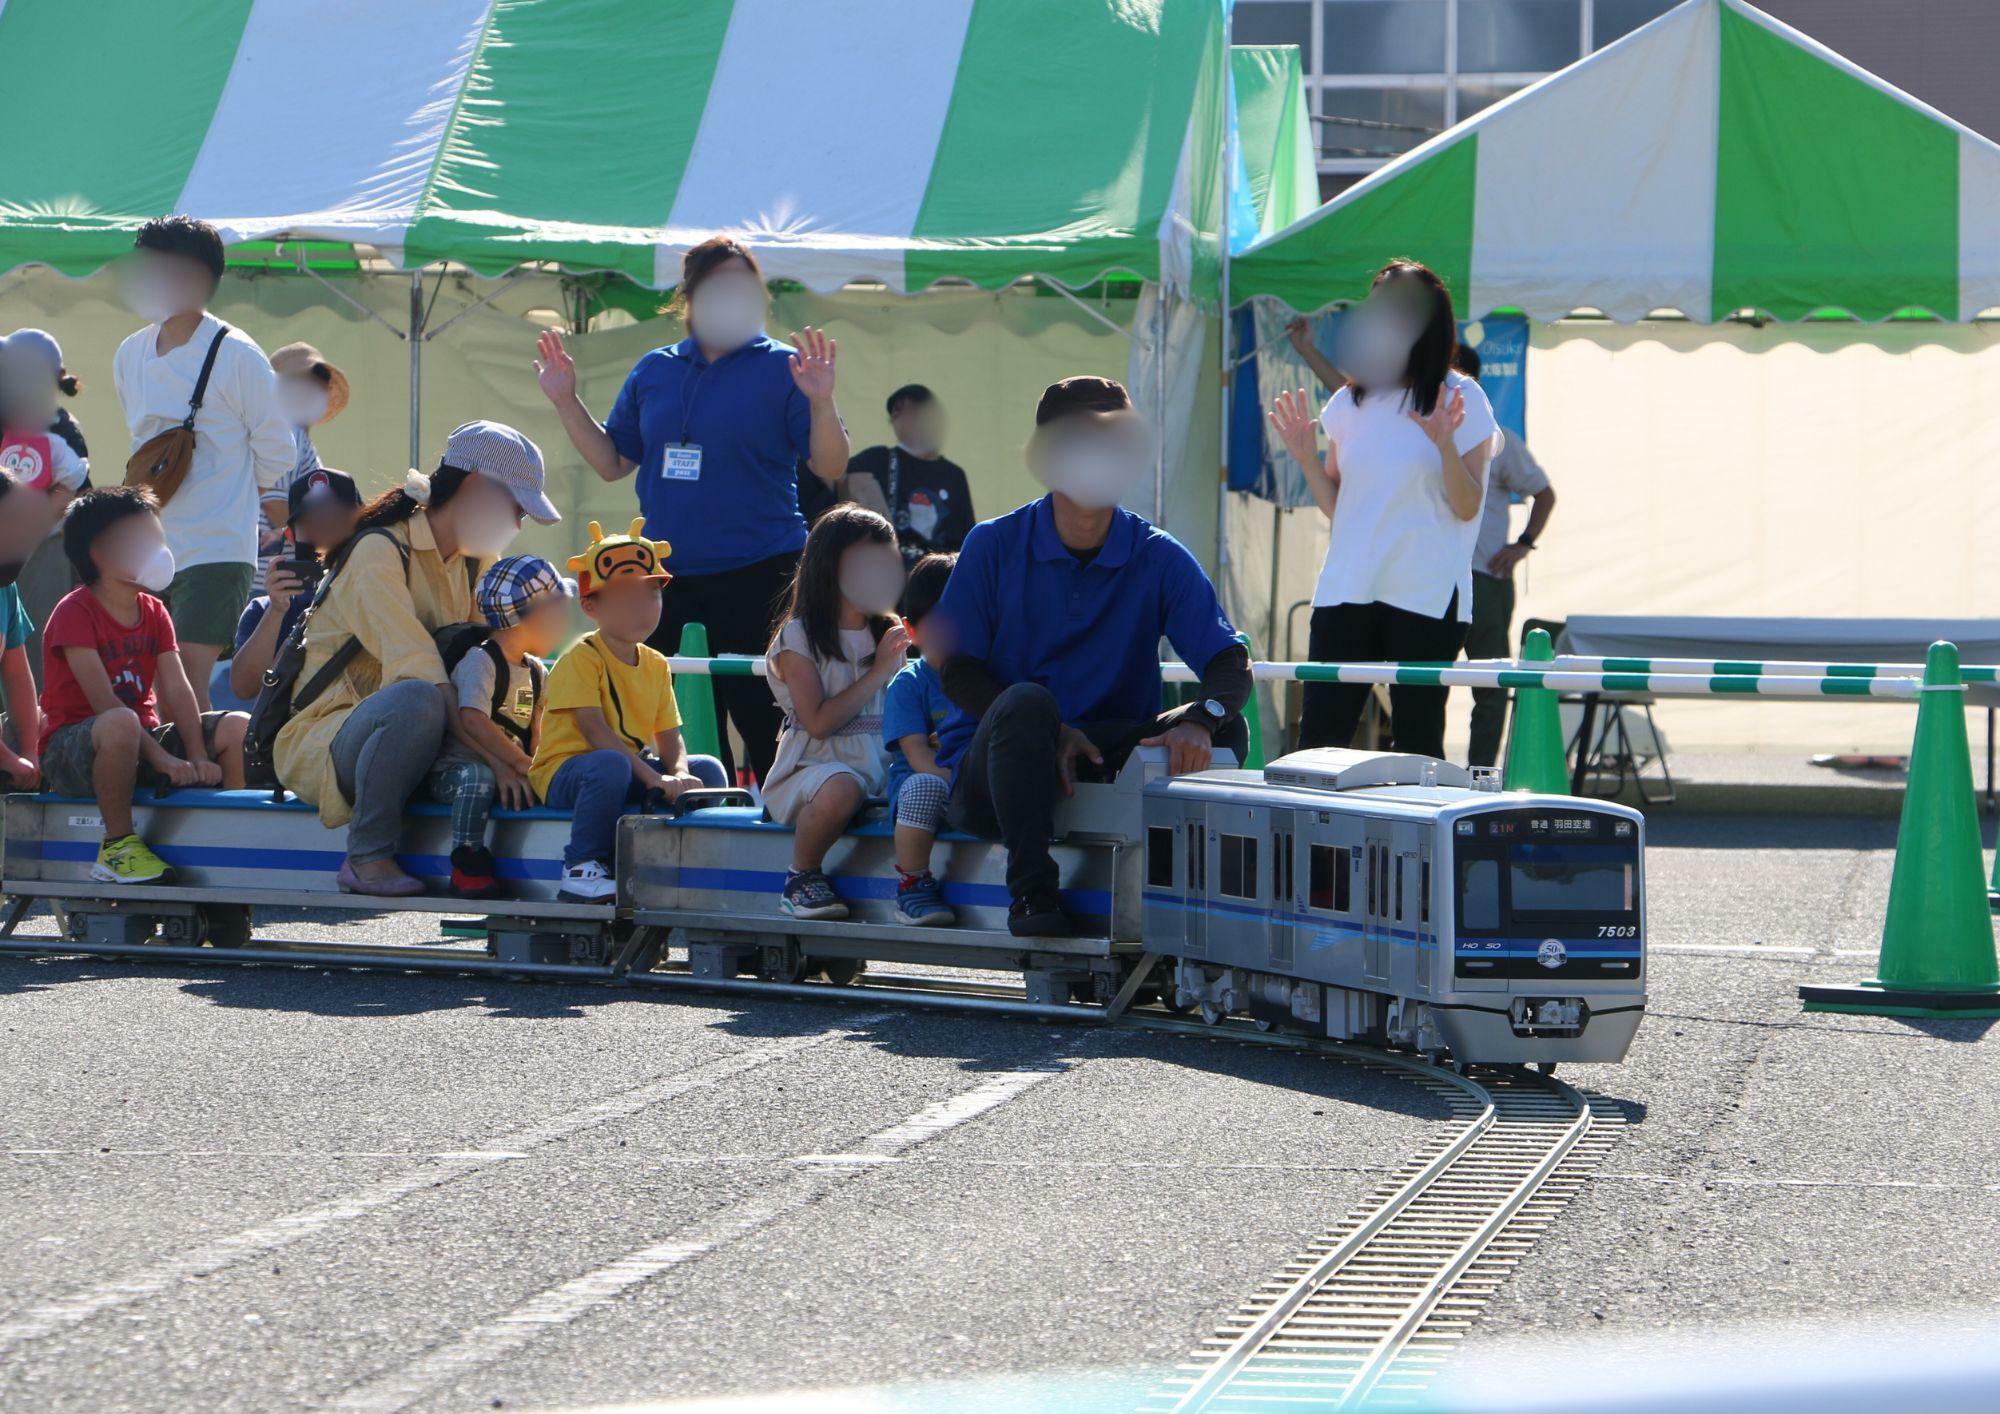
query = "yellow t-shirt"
xmin=529 ymin=632 xmax=683 ymax=799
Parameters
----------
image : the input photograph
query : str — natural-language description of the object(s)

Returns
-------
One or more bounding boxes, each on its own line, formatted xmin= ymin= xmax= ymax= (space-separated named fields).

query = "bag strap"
xmin=586 ymin=633 xmax=640 ymax=750
xmin=181 ymin=324 xmax=230 ymax=431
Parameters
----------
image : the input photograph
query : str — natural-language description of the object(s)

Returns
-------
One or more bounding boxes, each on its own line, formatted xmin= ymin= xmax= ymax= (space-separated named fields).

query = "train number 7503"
xmin=1597 ymin=925 xmax=1638 ymax=938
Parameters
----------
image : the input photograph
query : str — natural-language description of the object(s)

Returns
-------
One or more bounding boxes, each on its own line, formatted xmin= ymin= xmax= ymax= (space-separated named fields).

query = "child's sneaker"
xmin=450 ymin=845 xmax=501 ymax=900
xmin=781 ymin=869 xmax=848 ymax=920
xmin=91 ymin=834 xmax=170 ymax=885
xmin=559 ymin=859 xmax=617 ymax=903
xmin=894 ymin=872 xmax=955 ymax=927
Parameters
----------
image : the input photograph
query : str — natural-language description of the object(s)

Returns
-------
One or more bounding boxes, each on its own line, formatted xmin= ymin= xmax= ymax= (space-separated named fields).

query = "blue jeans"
xmin=543 ymin=749 xmax=726 ymax=867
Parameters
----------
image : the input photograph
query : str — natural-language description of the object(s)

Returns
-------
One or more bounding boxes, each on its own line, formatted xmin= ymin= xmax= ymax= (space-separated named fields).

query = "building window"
xmin=1457 ymin=0 xmax=1580 ymax=73
xmin=1219 ymin=834 xmax=1260 ymax=900
xmin=1323 ymin=0 xmax=1447 ymax=73
xmin=1595 ymin=0 xmax=1677 ymax=45
xmin=1317 ymin=85 xmax=1447 ymax=161
xmin=1148 ymin=826 xmax=1175 ymax=889
xmin=1234 ymin=0 xmax=1315 ymax=52
xmin=1309 ymin=843 xmax=1352 ymax=913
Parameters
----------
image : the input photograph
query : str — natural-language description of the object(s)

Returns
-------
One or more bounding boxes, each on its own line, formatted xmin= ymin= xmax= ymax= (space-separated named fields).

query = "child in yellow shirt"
xmin=530 ymin=520 xmax=725 ymax=901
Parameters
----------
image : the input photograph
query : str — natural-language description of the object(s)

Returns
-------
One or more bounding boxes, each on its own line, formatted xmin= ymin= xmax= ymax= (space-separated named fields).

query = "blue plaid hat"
xmin=477 ymin=554 xmax=576 ymax=629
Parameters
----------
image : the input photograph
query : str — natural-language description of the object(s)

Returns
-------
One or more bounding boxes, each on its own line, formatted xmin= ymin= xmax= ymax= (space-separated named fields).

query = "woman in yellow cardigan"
xmin=274 ymin=421 xmax=560 ymax=897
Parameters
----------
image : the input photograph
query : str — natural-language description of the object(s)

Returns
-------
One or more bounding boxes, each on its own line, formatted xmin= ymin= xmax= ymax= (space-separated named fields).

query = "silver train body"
xmin=1 ymin=749 xmax=1645 ymax=1065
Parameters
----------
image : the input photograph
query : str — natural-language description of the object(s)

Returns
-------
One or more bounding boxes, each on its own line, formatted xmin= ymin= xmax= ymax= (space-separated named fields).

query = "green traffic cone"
xmin=675 ymin=621 xmax=724 ymax=763
xmin=1501 ymin=628 xmax=1569 ymax=795
xmin=1801 ymin=641 xmax=2000 ymax=1017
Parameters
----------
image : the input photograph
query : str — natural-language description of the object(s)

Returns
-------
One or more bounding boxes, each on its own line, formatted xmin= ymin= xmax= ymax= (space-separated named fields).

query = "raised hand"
xmin=1268 ymin=388 xmax=1323 ymax=471
xmin=534 ymin=328 xmax=578 ymax=404
xmin=1407 ymin=384 xmax=1465 ymax=448
xmin=788 ymin=326 xmax=837 ymax=401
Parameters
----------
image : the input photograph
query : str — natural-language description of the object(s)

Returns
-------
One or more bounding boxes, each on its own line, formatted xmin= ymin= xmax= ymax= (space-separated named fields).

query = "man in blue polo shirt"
xmin=937 ymin=376 xmax=1252 ymax=937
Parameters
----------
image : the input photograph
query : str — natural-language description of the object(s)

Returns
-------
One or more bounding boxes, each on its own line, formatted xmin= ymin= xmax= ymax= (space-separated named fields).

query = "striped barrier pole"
xmin=1541 ymin=654 xmax=2000 ymax=684
xmin=664 ymin=655 xmax=1925 ymax=699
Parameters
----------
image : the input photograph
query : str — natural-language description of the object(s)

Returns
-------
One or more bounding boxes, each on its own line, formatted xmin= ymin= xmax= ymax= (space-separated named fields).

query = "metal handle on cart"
xmin=648 ymin=786 xmax=757 ymax=817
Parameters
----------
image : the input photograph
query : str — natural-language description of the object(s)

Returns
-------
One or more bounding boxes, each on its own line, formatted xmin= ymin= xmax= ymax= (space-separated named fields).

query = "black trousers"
xmin=1300 ymin=596 xmax=1468 ymax=761
xmin=948 ymin=682 xmax=1251 ymax=901
xmin=647 ymin=549 xmax=800 ymax=784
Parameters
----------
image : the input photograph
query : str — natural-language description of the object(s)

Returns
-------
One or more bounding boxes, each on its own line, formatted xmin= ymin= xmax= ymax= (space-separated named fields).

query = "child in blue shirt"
xmin=882 ymin=553 xmax=956 ymax=925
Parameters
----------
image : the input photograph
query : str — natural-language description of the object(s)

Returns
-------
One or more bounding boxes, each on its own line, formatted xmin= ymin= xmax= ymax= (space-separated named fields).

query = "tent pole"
xmin=1153 ymin=289 xmax=1167 ymax=524
xmin=1216 ymin=28 xmax=1235 ymax=587
xmin=1265 ymin=501 xmax=1283 ymax=666
xmin=408 ymin=270 xmax=424 ymax=469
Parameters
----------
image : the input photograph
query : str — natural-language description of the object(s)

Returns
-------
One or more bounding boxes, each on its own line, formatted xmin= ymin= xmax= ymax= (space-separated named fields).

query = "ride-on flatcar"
xmin=0 ymin=748 xmax=1646 ymax=1066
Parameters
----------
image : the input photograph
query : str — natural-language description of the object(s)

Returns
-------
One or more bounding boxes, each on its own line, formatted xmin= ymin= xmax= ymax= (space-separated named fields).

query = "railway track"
xmin=1147 ymin=1062 xmax=1620 ymax=1412
xmin=0 ymin=922 xmax=1624 ymax=1408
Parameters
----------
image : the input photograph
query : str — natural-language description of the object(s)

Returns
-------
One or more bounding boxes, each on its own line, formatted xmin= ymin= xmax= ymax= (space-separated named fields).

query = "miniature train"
xmin=0 ymin=747 xmax=1646 ymax=1065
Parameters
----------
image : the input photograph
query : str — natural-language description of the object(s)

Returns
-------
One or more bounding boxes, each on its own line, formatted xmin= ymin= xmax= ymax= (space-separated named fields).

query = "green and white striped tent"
xmin=1231 ymin=45 xmax=1319 ymax=244
xmin=0 ymin=0 xmax=1227 ymax=300
xmin=1233 ymin=0 xmax=2000 ymax=322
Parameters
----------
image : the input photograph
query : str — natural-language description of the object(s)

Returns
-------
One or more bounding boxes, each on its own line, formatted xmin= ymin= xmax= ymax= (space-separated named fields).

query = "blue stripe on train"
xmin=19 ymin=839 xmax=563 ymax=882
xmin=673 ymin=865 xmax=1112 ymax=916
xmin=1139 ymin=890 xmax=1642 ymax=958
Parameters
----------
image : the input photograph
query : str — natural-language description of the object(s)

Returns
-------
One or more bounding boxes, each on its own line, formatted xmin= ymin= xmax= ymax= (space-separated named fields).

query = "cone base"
xmin=1799 ymin=980 xmax=2000 ymax=1018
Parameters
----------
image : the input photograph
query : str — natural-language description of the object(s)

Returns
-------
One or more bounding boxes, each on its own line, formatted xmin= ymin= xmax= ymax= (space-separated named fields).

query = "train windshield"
xmin=1509 ymin=844 xmax=1635 ymax=915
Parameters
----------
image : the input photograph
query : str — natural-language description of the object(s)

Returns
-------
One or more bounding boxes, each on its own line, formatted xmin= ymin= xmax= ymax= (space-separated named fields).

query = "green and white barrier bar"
xmin=665 ymin=656 xmax=1925 ymax=699
xmin=1541 ymin=654 xmax=2000 ymax=685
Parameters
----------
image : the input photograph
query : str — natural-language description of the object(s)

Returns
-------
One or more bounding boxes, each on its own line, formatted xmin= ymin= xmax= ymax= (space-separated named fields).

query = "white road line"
xmin=0 ymin=1024 xmax=882 ymax=1355
xmin=1648 ymin=944 xmax=1879 ymax=958
xmin=324 ymin=1062 xmax=1074 ymax=1412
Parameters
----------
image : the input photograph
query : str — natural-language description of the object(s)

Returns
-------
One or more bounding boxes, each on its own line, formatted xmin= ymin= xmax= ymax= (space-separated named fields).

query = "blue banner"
xmin=1227 ymin=307 xmax=1529 ymax=507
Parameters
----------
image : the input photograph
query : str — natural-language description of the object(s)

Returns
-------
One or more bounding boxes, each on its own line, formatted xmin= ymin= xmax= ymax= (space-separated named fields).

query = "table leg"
xmin=1570 ymin=693 xmax=1599 ymax=796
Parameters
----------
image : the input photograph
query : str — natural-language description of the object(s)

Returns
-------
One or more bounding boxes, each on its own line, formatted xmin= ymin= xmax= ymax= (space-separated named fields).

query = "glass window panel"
xmin=1458 ymin=0 xmax=1581 ymax=73
xmin=1594 ymin=0 xmax=1678 ymax=47
xmin=1323 ymin=0 xmax=1446 ymax=75
xmin=1318 ymin=86 xmax=1446 ymax=160
xmin=1458 ymin=78 xmax=1529 ymax=119
xmin=1232 ymin=0 xmax=1312 ymax=53
xmin=1459 ymin=859 xmax=1501 ymax=932
xmin=1148 ymin=826 xmax=1174 ymax=888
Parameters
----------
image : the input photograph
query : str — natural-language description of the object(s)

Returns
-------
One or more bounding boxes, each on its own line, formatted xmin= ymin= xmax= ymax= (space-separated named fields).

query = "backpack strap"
xmin=585 ymin=633 xmax=640 ymax=751
xmin=182 ymin=324 xmax=230 ymax=431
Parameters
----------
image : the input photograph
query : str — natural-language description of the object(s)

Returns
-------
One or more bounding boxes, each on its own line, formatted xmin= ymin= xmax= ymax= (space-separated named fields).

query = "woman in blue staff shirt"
xmin=535 ymin=235 xmax=850 ymax=782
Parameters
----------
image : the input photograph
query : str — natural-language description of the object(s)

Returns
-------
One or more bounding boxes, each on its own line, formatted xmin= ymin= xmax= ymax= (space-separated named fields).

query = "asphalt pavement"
xmin=1 ymin=811 xmax=1995 ymax=1411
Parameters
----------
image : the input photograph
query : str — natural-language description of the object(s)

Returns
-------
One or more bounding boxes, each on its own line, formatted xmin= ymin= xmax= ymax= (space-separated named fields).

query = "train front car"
xmin=1141 ymin=748 xmax=1646 ymax=1067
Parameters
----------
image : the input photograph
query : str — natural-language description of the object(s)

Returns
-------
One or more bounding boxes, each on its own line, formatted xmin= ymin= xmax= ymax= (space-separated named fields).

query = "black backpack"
xmin=243 ymin=528 xmax=480 ymax=796
xmin=435 ymin=625 xmax=546 ymax=752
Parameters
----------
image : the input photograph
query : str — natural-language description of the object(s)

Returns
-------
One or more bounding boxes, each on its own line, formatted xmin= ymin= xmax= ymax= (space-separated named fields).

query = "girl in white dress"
xmin=763 ymin=504 xmax=911 ymax=920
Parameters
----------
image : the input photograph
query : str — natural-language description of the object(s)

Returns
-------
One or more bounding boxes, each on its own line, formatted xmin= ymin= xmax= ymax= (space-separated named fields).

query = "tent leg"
xmin=1265 ymin=501 xmax=1283 ymax=657
xmin=408 ymin=271 xmax=425 ymax=469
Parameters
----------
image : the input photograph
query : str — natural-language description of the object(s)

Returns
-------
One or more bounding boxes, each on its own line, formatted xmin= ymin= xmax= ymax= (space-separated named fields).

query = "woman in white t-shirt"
xmin=1270 ymin=260 xmax=1500 ymax=760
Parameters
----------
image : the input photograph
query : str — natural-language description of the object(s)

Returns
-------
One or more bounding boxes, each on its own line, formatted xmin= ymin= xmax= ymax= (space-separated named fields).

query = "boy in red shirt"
xmin=39 ymin=487 xmax=248 ymax=884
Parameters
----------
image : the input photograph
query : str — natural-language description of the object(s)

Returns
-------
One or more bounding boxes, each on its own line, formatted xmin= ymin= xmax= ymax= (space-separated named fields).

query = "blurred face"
xmin=890 ymin=398 xmax=945 ymax=457
xmin=582 ymin=576 xmax=663 ymax=643
xmin=687 ymin=258 xmax=768 ymax=353
xmin=512 ymin=594 xmax=571 ymax=660
xmin=293 ymin=500 xmax=361 ymax=556
xmin=119 ymin=250 xmax=211 ymax=324
xmin=1028 ymin=411 xmax=1152 ymax=512
xmin=95 ymin=511 xmax=169 ymax=589
xmin=0 ymin=344 xmax=56 ymax=427
xmin=277 ymin=373 xmax=331 ymax=429
xmin=446 ymin=473 xmax=525 ymax=560
xmin=836 ymin=541 xmax=905 ymax=616
xmin=908 ymin=611 xmax=953 ymax=669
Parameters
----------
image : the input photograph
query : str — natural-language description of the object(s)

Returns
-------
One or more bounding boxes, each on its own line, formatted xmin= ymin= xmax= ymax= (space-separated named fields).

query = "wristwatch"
xmin=1515 ymin=534 xmax=1537 ymax=550
xmin=1188 ymin=698 xmax=1228 ymax=735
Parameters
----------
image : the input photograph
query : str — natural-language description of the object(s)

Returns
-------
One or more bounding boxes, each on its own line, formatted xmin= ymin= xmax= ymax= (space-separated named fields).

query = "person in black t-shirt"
xmin=844 ymin=384 xmax=975 ymax=563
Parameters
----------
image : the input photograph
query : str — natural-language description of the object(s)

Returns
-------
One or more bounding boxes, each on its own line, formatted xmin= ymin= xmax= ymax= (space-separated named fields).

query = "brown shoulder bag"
xmin=123 ymin=323 xmax=229 ymax=508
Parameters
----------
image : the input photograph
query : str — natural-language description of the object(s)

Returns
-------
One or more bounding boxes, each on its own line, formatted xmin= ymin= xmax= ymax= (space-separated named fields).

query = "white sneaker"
xmin=560 ymin=859 xmax=617 ymax=902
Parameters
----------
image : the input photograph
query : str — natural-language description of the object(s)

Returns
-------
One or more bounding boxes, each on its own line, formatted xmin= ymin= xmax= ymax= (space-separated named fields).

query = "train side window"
xmin=1277 ymin=833 xmax=1294 ymax=903
xmin=1394 ymin=855 xmax=1405 ymax=921
xmin=1219 ymin=834 xmax=1257 ymax=899
xmin=1308 ymin=844 xmax=1352 ymax=913
xmin=1186 ymin=824 xmax=1207 ymax=891
xmin=1365 ymin=845 xmax=1376 ymax=915
xmin=1420 ymin=860 xmax=1431 ymax=925
xmin=1148 ymin=826 xmax=1174 ymax=888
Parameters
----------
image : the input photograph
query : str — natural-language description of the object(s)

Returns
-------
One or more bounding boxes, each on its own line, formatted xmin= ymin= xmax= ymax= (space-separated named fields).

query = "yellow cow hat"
xmin=568 ymin=518 xmax=672 ymax=597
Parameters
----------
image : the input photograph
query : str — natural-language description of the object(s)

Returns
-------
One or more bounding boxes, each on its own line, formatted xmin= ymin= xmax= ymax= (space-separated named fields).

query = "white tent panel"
xmin=1958 ymin=133 xmax=2000 ymax=319
xmin=176 ymin=0 xmax=494 ymax=250
xmin=1467 ymin=0 xmax=1720 ymax=323
xmin=657 ymin=0 xmax=978 ymax=293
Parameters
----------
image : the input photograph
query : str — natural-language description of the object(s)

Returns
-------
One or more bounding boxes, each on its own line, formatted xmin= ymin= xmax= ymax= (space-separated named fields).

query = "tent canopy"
xmin=1230 ymin=45 xmax=1320 ymax=244
xmin=1233 ymin=0 xmax=2000 ymax=323
xmin=0 ymin=0 xmax=1227 ymax=300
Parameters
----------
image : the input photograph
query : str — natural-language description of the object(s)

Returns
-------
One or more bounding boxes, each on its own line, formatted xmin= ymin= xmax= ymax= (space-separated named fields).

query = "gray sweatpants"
xmin=331 ymin=679 xmax=447 ymax=865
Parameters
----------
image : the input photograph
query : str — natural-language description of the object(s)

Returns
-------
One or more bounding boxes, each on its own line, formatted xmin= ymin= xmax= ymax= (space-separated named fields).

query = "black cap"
xmin=286 ymin=466 xmax=362 ymax=526
xmin=1034 ymin=375 xmax=1131 ymax=426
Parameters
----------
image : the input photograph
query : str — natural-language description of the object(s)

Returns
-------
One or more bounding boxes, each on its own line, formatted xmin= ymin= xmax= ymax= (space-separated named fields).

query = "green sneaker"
xmin=91 ymin=834 xmax=170 ymax=885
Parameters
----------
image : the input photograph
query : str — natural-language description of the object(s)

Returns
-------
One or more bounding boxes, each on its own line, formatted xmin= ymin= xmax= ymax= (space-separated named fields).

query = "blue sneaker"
xmin=782 ymin=868 xmax=848 ymax=921
xmin=894 ymin=872 xmax=956 ymax=927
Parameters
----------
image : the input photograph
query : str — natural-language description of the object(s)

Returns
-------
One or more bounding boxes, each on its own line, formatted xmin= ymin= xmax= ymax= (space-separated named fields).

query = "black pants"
xmin=948 ymin=682 xmax=1251 ymax=902
xmin=647 ymin=549 xmax=799 ymax=784
xmin=1300 ymin=596 xmax=1468 ymax=761
xmin=1462 ymin=571 xmax=1516 ymax=768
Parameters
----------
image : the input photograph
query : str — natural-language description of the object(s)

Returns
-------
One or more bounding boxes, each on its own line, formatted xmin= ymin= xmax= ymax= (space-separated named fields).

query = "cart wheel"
xmin=818 ymin=957 xmax=868 ymax=987
xmin=197 ymin=905 xmax=252 ymax=950
xmin=1199 ymin=999 xmax=1229 ymax=1026
xmin=759 ymin=947 xmax=811 ymax=984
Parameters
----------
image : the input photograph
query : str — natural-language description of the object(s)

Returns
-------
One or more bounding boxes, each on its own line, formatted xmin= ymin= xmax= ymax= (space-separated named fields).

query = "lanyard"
xmin=676 ymin=361 xmax=712 ymax=445
xmin=888 ymin=449 xmax=906 ymax=534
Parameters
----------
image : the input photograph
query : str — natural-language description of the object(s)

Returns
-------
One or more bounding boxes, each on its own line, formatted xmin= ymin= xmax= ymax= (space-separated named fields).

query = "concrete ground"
xmin=0 ymin=812 xmax=1995 ymax=1411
